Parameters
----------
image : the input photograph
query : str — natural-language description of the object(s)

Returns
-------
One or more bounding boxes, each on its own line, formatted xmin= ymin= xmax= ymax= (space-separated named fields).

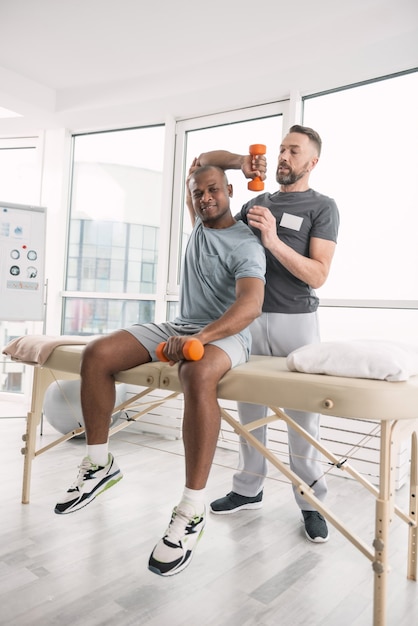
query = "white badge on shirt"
xmin=279 ymin=212 xmax=303 ymax=231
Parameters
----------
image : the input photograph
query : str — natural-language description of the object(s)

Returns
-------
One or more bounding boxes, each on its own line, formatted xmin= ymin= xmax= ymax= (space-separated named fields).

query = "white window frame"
xmin=168 ymin=102 xmax=291 ymax=296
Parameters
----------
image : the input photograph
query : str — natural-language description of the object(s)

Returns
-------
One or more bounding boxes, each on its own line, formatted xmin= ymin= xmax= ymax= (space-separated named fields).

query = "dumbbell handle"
xmin=248 ymin=144 xmax=266 ymax=192
xmin=156 ymin=338 xmax=204 ymax=362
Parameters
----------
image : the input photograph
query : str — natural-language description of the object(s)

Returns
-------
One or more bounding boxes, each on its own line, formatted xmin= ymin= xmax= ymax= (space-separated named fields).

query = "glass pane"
xmin=183 ymin=115 xmax=283 ymax=243
xmin=303 ymin=71 xmax=418 ymax=302
xmin=166 ymin=301 xmax=179 ymax=320
xmin=1 ymin=320 xmax=43 ymax=397
xmin=320 ymin=305 xmax=418 ymax=344
xmin=62 ymin=298 xmax=155 ymax=335
xmin=66 ymin=126 xmax=164 ymax=307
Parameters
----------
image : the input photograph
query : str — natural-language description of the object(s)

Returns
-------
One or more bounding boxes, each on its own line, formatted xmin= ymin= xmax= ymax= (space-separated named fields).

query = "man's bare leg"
xmin=179 ymin=344 xmax=231 ymax=490
xmin=80 ymin=330 xmax=151 ymax=444
xmin=54 ymin=330 xmax=150 ymax=515
xmin=149 ymin=344 xmax=231 ymax=577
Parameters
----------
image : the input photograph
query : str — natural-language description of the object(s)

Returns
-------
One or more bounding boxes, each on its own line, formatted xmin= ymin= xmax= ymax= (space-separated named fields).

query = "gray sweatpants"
xmin=232 ymin=311 xmax=328 ymax=511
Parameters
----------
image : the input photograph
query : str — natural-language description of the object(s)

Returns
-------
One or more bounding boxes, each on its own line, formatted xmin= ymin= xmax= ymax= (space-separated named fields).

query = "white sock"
xmin=87 ymin=443 xmax=109 ymax=466
xmin=180 ymin=486 xmax=206 ymax=514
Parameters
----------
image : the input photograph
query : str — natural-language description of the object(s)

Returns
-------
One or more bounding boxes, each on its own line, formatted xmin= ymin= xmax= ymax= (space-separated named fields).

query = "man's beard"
xmin=276 ymin=168 xmax=306 ymax=185
xmin=276 ymin=162 xmax=310 ymax=186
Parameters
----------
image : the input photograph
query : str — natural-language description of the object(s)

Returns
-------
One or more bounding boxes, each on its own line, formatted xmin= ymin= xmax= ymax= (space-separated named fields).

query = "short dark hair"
xmin=189 ymin=165 xmax=229 ymax=185
xmin=289 ymin=124 xmax=322 ymax=157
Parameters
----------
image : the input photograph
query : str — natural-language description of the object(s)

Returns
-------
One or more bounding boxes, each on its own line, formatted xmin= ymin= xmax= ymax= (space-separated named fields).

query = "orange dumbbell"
xmin=247 ymin=144 xmax=266 ymax=192
xmin=156 ymin=338 xmax=204 ymax=362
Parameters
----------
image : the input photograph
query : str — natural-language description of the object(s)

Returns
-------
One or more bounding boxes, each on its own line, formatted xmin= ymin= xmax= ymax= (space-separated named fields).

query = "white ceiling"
xmin=0 ymin=0 xmax=417 ymax=133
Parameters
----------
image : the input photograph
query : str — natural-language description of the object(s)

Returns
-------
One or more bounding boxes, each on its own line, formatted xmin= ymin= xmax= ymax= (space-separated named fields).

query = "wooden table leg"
xmin=21 ymin=367 xmax=53 ymax=503
xmin=408 ymin=431 xmax=417 ymax=581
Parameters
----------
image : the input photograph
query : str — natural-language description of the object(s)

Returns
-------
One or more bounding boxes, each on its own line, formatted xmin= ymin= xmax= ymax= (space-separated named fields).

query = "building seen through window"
xmin=62 ymin=126 xmax=164 ymax=335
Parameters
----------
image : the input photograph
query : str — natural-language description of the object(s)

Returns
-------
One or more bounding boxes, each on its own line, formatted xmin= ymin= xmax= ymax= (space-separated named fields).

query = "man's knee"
xmin=81 ymin=337 xmax=114 ymax=373
xmin=179 ymin=358 xmax=226 ymax=391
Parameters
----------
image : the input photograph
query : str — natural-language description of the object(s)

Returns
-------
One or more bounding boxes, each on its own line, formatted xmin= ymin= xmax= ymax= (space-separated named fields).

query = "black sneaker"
xmin=54 ymin=454 xmax=122 ymax=514
xmin=210 ymin=490 xmax=263 ymax=515
xmin=302 ymin=510 xmax=329 ymax=543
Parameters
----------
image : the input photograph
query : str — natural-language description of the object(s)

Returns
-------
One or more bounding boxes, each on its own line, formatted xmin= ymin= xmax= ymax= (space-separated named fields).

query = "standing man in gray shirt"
xmin=193 ymin=125 xmax=340 ymax=542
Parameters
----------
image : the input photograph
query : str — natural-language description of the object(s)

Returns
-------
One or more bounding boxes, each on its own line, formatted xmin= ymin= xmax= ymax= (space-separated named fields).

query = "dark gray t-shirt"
xmin=175 ymin=218 xmax=266 ymax=350
xmin=236 ymin=189 xmax=339 ymax=314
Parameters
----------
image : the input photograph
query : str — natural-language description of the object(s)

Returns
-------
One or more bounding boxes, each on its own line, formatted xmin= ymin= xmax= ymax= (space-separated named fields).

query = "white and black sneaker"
xmin=54 ymin=453 xmax=122 ymax=514
xmin=148 ymin=503 xmax=205 ymax=576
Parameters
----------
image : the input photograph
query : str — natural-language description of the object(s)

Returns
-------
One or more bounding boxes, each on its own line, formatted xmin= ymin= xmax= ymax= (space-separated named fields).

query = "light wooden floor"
xmin=1 ymin=417 xmax=417 ymax=626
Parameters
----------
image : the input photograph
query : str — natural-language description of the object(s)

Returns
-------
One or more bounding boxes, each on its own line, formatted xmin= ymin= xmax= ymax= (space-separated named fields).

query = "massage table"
xmin=5 ymin=340 xmax=418 ymax=626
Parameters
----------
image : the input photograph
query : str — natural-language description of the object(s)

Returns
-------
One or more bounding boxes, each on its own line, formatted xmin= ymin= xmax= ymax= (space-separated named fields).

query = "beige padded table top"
xmin=42 ymin=345 xmax=418 ymax=420
xmin=158 ymin=354 xmax=418 ymax=421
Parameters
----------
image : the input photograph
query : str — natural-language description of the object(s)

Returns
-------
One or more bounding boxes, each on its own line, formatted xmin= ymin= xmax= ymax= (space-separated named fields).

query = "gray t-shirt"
xmin=175 ymin=218 xmax=266 ymax=348
xmin=236 ymin=189 xmax=339 ymax=314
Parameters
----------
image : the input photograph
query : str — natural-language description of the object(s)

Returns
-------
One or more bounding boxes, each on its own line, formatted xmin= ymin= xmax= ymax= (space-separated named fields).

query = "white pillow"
xmin=286 ymin=340 xmax=418 ymax=382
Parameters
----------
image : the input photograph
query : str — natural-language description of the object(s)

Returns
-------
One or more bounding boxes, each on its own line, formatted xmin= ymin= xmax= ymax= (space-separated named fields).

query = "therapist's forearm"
xmin=198 ymin=150 xmax=244 ymax=170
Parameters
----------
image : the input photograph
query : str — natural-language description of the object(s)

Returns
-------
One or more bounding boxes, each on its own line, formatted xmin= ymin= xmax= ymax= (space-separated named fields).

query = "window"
xmin=63 ymin=297 xmax=154 ymax=335
xmin=170 ymin=103 xmax=287 ymax=313
xmin=302 ymin=69 xmax=418 ymax=342
xmin=63 ymin=126 xmax=165 ymax=335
